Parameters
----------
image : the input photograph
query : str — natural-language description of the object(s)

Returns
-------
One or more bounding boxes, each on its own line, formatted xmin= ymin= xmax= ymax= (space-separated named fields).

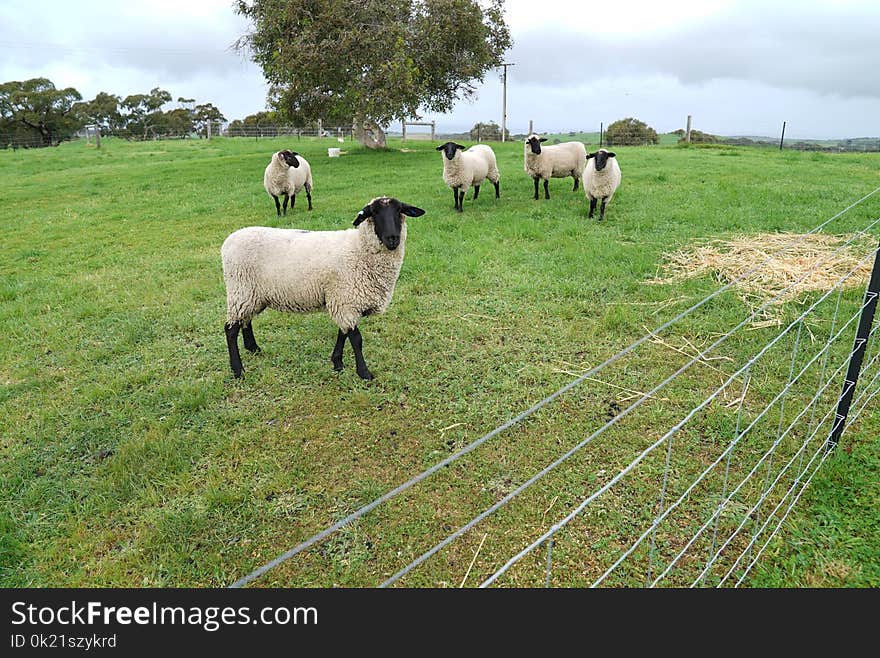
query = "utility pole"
xmin=500 ymin=62 xmax=514 ymax=142
xmin=779 ymin=121 xmax=786 ymax=150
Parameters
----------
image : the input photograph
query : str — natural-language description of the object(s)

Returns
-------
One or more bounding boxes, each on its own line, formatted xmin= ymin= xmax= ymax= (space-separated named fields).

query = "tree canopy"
xmin=234 ymin=0 xmax=511 ymax=147
xmin=0 ymin=78 xmax=82 ymax=146
xmin=604 ymin=117 xmax=659 ymax=146
xmin=469 ymin=120 xmax=508 ymax=141
xmin=0 ymin=78 xmax=231 ymax=147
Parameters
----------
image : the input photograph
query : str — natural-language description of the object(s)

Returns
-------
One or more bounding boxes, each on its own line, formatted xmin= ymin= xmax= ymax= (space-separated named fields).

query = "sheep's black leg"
xmin=305 ymin=183 xmax=313 ymax=210
xmin=533 ymin=177 xmax=539 ymax=200
xmin=242 ymin=322 xmax=260 ymax=353
xmin=456 ymin=188 xmax=464 ymax=213
xmin=543 ymin=179 xmax=550 ymax=200
xmin=599 ymin=198 xmax=607 ymax=220
xmin=573 ymin=176 xmax=579 ymax=191
xmin=347 ymin=327 xmax=373 ymax=380
xmin=493 ymin=180 xmax=500 ymax=198
xmin=290 ymin=193 xmax=296 ymax=210
xmin=452 ymin=187 xmax=459 ymax=209
xmin=589 ymin=198 xmax=597 ymax=218
xmin=330 ymin=329 xmax=346 ymax=371
xmin=473 ymin=185 xmax=480 ymax=201
xmin=225 ymin=322 xmax=244 ymax=378
xmin=281 ymin=193 xmax=289 ymax=216
xmin=272 ymin=195 xmax=281 ymax=216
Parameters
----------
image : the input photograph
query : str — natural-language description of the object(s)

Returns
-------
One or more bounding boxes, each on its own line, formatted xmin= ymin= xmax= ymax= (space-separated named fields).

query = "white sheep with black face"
xmin=221 ymin=196 xmax=425 ymax=380
xmin=436 ymin=141 xmax=500 ymax=212
xmin=263 ymin=149 xmax=313 ymax=216
xmin=583 ymin=148 xmax=621 ymax=220
xmin=523 ymin=134 xmax=587 ymax=200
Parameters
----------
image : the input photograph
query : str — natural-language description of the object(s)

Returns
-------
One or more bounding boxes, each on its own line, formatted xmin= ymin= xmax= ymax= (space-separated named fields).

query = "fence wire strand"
xmin=607 ymin=323 xmax=874 ymax=587
xmin=229 ymin=191 xmax=880 ymax=588
xmin=479 ymin=246 xmax=877 ymax=587
xmin=383 ymin=226 xmax=880 ymax=588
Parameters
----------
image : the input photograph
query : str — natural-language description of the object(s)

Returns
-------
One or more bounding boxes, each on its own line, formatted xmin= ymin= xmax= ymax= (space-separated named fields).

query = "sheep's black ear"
xmin=399 ymin=203 xmax=425 ymax=218
xmin=587 ymin=152 xmax=596 ymax=158
xmin=607 ymin=152 xmax=617 ymax=158
xmin=455 ymin=143 xmax=465 ymax=150
xmin=353 ymin=204 xmax=373 ymax=226
xmin=539 ymin=138 xmax=548 ymax=142
xmin=435 ymin=145 xmax=444 ymax=151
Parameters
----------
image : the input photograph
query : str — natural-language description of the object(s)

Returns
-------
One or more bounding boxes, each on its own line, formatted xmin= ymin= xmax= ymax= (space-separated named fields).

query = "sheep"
xmin=263 ymin=149 xmax=313 ymax=216
xmin=583 ymin=149 xmax=621 ymax=220
xmin=286 ymin=152 xmax=314 ymax=211
xmin=435 ymin=141 xmax=500 ymax=212
xmin=523 ymin=134 xmax=587 ymax=200
xmin=221 ymin=196 xmax=425 ymax=381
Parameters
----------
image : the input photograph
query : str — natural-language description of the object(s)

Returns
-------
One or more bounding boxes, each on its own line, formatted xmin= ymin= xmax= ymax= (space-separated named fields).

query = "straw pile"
xmin=649 ymin=232 xmax=876 ymax=312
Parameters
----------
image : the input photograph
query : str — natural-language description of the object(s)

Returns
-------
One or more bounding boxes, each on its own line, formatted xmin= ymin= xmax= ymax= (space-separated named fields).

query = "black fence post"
xmin=828 ymin=239 xmax=880 ymax=449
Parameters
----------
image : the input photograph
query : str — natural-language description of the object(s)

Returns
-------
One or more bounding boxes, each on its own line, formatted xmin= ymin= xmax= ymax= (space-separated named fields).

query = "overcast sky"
xmin=2 ymin=0 xmax=879 ymax=139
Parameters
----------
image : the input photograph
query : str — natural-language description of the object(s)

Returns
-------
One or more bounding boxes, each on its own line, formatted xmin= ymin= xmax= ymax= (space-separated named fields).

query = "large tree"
xmin=227 ymin=110 xmax=280 ymax=136
xmin=604 ymin=117 xmax=659 ymax=146
xmin=192 ymin=102 xmax=227 ymax=137
xmin=77 ymin=91 xmax=122 ymax=134
xmin=469 ymin=120 xmax=508 ymax=141
xmin=119 ymin=87 xmax=172 ymax=138
xmin=234 ymin=0 xmax=511 ymax=148
xmin=0 ymin=78 xmax=83 ymax=146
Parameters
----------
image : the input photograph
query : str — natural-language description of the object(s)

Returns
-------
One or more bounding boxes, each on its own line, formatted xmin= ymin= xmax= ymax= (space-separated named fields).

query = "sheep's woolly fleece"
xmin=649 ymin=232 xmax=875 ymax=311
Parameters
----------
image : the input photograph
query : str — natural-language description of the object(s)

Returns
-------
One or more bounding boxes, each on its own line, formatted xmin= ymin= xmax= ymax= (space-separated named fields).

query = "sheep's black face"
xmin=436 ymin=141 xmax=464 ymax=160
xmin=353 ymin=197 xmax=426 ymax=251
xmin=526 ymin=135 xmax=547 ymax=155
xmin=589 ymin=150 xmax=616 ymax=171
xmin=280 ymin=150 xmax=300 ymax=167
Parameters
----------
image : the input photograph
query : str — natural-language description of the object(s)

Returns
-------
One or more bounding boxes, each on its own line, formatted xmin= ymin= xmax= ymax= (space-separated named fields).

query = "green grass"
xmin=1 ymin=136 xmax=878 ymax=587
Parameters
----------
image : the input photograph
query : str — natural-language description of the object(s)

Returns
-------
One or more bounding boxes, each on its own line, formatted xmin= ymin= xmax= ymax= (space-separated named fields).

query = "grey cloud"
xmin=509 ymin=5 xmax=880 ymax=99
xmin=0 ymin=1 xmax=251 ymax=83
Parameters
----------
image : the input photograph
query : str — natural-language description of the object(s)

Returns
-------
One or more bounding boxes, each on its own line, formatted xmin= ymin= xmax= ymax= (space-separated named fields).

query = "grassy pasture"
xmin=1 ymin=136 xmax=878 ymax=587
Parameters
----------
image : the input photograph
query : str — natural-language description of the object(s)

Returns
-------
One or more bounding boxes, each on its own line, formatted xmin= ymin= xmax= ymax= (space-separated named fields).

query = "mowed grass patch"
xmin=1 ymin=136 xmax=878 ymax=586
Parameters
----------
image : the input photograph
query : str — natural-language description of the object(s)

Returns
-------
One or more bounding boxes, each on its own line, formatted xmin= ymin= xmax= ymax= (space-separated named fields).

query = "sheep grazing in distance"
xmin=221 ymin=196 xmax=426 ymax=381
xmin=523 ymin=134 xmax=587 ymax=200
xmin=436 ymin=141 xmax=500 ymax=212
xmin=583 ymin=149 xmax=621 ymax=220
xmin=263 ymin=149 xmax=313 ymax=216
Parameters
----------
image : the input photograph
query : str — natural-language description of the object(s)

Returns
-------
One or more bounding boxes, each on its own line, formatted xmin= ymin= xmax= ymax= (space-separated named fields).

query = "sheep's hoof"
xmin=357 ymin=368 xmax=374 ymax=381
xmin=332 ymin=359 xmax=344 ymax=371
xmin=232 ymin=368 xmax=243 ymax=379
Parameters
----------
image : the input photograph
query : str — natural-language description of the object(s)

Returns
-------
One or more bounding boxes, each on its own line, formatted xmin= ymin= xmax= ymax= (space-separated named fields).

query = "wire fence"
xmin=228 ymin=187 xmax=880 ymax=588
xmin=3 ymin=121 xmax=878 ymax=152
xmin=0 ymin=124 xmax=356 ymax=149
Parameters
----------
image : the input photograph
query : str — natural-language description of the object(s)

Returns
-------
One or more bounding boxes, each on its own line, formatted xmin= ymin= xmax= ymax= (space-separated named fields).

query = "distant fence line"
xmin=0 ymin=124 xmax=357 ymax=150
xmin=2 ymin=124 xmax=879 ymax=152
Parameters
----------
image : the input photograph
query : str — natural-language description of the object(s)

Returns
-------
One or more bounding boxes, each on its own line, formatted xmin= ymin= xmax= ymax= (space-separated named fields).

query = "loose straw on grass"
xmin=649 ymin=232 xmax=875 ymax=310
xmin=459 ymin=533 xmax=489 ymax=588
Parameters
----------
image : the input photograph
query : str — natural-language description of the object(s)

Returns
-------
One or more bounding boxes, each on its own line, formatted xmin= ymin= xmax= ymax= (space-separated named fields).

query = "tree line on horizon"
xmin=0 ymin=78 xmax=228 ymax=148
